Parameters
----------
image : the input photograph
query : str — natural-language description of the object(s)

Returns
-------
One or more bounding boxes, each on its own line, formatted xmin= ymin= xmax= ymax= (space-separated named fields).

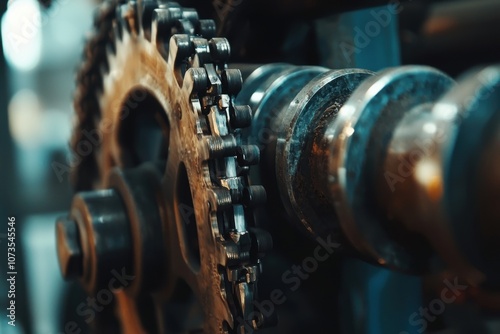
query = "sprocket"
xmin=69 ymin=1 xmax=271 ymax=332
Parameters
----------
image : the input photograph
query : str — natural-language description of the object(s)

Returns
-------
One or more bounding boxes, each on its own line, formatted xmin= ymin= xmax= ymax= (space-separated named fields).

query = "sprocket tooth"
xmin=106 ymin=26 xmax=118 ymax=55
xmin=98 ymin=62 xmax=110 ymax=87
xmin=116 ymin=2 xmax=139 ymax=36
xmin=105 ymin=37 xmax=117 ymax=57
xmin=128 ymin=1 xmax=140 ymax=31
xmin=152 ymin=5 xmax=186 ymax=55
xmin=168 ymin=34 xmax=193 ymax=84
xmin=93 ymin=1 xmax=116 ymax=29
xmin=139 ymin=0 xmax=159 ymax=40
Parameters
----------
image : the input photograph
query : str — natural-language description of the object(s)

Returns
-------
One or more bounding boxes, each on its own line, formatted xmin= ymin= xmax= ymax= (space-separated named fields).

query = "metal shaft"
xmin=239 ymin=64 xmax=500 ymax=284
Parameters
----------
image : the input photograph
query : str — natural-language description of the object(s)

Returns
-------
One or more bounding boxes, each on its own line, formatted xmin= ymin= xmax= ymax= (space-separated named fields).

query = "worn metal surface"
xmin=239 ymin=61 xmax=500 ymax=283
xmin=327 ymin=66 xmax=454 ymax=272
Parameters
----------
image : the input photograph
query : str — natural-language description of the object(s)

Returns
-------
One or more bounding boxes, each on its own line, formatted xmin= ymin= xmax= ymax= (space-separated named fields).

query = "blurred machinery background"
xmin=0 ymin=0 xmax=500 ymax=333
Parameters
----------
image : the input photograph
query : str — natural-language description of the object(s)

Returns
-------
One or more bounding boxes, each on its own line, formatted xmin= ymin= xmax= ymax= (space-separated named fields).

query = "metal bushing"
xmin=56 ymin=163 xmax=168 ymax=295
xmin=57 ymin=189 xmax=133 ymax=294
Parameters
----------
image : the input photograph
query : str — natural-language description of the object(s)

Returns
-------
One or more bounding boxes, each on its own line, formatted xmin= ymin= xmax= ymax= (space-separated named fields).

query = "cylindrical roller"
xmin=327 ymin=66 xmax=455 ymax=273
xmin=235 ymin=63 xmax=293 ymax=109
xmin=67 ymin=189 xmax=134 ymax=294
xmin=238 ymin=64 xmax=337 ymax=237
xmin=368 ymin=66 xmax=500 ymax=283
xmin=327 ymin=64 xmax=500 ymax=283
xmin=436 ymin=65 xmax=500 ymax=284
xmin=56 ymin=163 xmax=168 ymax=295
xmin=275 ymin=69 xmax=373 ymax=239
